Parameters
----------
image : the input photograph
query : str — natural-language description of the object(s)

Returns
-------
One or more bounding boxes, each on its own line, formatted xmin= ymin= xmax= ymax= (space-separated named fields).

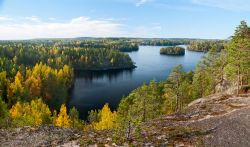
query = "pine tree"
xmin=0 ymin=72 xmax=8 ymax=102
xmin=69 ymin=107 xmax=79 ymax=128
xmin=168 ymin=65 xmax=184 ymax=111
xmin=0 ymin=97 xmax=9 ymax=127
xmin=226 ymin=21 xmax=250 ymax=94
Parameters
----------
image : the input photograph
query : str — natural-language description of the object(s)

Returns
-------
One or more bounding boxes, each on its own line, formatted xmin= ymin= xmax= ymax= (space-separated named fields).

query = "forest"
xmin=0 ymin=41 xmax=136 ymax=70
xmin=187 ymin=40 xmax=225 ymax=52
xmin=0 ymin=21 xmax=249 ymax=144
xmin=160 ymin=46 xmax=185 ymax=55
xmin=139 ymin=39 xmax=189 ymax=46
xmin=49 ymin=39 xmax=139 ymax=52
xmin=0 ymin=39 xmax=136 ymax=121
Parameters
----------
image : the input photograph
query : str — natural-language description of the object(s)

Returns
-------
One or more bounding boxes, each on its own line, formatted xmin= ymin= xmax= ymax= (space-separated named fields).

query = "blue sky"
xmin=0 ymin=0 xmax=249 ymax=40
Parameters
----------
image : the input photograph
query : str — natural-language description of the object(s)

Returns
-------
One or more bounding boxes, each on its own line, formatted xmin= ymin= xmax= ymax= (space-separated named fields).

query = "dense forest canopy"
xmin=160 ymin=46 xmax=185 ymax=55
xmin=139 ymin=39 xmax=188 ymax=46
xmin=187 ymin=40 xmax=225 ymax=52
xmin=0 ymin=40 xmax=136 ymax=116
xmin=0 ymin=41 xmax=135 ymax=70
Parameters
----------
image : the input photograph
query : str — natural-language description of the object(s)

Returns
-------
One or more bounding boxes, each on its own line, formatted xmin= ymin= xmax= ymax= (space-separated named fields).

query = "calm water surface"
xmin=68 ymin=46 xmax=204 ymax=119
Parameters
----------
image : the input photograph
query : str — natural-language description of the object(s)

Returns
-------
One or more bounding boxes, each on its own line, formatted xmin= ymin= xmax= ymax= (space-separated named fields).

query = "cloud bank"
xmin=0 ymin=16 xmax=124 ymax=40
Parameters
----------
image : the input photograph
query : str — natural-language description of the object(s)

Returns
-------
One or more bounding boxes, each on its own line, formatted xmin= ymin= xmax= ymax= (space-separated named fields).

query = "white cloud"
xmin=24 ymin=16 xmax=41 ymax=22
xmin=0 ymin=16 xmax=124 ymax=40
xmin=135 ymin=0 xmax=151 ymax=7
xmin=0 ymin=16 xmax=11 ymax=21
xmin=48 ymin=17 xmax=56 ymax=21
xmin=191 ymin=0 xmax=250 ymax=11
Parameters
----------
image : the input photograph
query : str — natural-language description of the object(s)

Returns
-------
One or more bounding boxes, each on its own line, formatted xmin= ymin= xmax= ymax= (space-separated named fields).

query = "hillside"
xmin=1 ymin=92 xmax=249 ymax=147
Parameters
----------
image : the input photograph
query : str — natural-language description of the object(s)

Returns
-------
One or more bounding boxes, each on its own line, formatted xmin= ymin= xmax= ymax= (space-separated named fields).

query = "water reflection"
xmin=74 ymin=69 xmax=134 ymax=83
xmin=69 ymin=46 xmax=204 ymax=119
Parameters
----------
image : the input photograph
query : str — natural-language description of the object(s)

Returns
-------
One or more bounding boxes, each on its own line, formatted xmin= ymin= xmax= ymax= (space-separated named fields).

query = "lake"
xmin=68 ymin=45 xmax=204 ymax=119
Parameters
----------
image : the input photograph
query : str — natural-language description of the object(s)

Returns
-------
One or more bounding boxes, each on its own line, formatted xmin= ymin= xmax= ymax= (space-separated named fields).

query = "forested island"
xmin=0 ymin=21 xmax=249 ymax=146
xmin=160 ymin=46 xmax=185 ymax=55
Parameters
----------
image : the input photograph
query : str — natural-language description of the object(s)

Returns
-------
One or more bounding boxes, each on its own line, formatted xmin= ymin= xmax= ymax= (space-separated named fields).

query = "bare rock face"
xmin=0 ymin=125 xmax=82 ymax=147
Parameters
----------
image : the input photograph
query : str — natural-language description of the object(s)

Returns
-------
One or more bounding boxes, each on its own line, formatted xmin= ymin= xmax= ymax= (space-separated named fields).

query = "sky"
xmin=0 ymin=0 xmax=250 ymax=40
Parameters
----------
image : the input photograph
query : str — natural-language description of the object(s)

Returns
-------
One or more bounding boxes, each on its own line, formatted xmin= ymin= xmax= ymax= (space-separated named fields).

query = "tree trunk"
xmin=237 ymin=66 xmax=240 ymax=95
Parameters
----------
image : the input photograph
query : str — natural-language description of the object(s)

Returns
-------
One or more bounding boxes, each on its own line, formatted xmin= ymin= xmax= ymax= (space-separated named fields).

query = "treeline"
xmin=160 ymin=46 xmax=185 ymax=55
xmin=0 ymin=42 xmax=135 ymax=70
xmin=139 ymin=39 xmax=189 ymax=46
xmin=52 ymin=40 xmax=139 ymax=52
xmin=187 ymin=40 xmax=225 ymax=52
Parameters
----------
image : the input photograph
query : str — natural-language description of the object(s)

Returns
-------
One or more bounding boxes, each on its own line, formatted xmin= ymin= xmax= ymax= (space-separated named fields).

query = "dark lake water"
xmin=68 ymin=45 xmax=204 ymax=119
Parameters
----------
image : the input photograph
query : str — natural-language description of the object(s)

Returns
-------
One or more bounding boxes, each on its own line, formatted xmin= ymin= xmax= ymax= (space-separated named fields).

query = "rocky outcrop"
xmin=136 ymin=93 xmax=250 ymax=146
xmin=0 ymin=126 xmax=82 ymax=147
xmin=0 ymin=93 xmax=249 ymax=147
xmin=80 ymin=93 xmax=250 ymax=146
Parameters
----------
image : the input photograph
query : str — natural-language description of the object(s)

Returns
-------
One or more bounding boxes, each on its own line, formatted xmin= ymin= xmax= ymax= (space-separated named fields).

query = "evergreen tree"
xmin=167 ymin=65 xmax=184 ymax=111
xmin=226 ymin=21 xmax=250 ymax=94
xmin=69 ymin=107 xmax=81 ymax=129
xmin=0 ymin=97 xmax=9 ymax=127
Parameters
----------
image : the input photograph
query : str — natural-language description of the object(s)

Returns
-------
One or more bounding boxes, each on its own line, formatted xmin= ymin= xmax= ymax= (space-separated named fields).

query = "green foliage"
xmin=140 ymin=39 xmax=188 ymax=46
xmin=0 ymin=97 xmax=9 ymax=128
xmin=0 ymin=71 xmax=8 ymax=102
xmin=225 ymin=21 xmax=250 ymax=94
xmin=69 ymin=107 xmax=84 ymax=129
xmin=166 ymin=65 xmax=194 ymax=111
xmin=0 ymin=21 xmax=249 ymax=136
xmin=113 ymin=81 xmax=165 ymax=142
xmin=87 ymin=109 xmax=100 ymax=124
xmin=160 ymin=46 xmax=185 ymax=55
xmin=0 ymin=40 xmax=135 ymax=70
xmin=51 ymin=39 xmax=139 ymax=52
xmin=187 ymin=40 xmax=225 ymax=52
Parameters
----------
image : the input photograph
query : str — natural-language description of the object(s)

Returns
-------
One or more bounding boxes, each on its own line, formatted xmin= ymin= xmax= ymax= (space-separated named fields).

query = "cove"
xmin=68 ymin=45 xmax=204 ymax=119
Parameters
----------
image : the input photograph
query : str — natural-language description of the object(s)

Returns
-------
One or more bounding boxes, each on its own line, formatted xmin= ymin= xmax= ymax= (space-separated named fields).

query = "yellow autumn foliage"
xmin=55 ymin=104 xmax=71 ymax=128
xmin=9 ymin=99 xmax=51 ymax=126
xmin=9 ymin=101 xmax=22 ymax=118
xmin=94 ymin=103 xmax=117 ymax=130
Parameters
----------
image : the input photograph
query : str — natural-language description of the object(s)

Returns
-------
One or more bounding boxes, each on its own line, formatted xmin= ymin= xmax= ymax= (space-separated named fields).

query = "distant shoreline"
xmin=73 ymin=65 xmax=137 ymax=72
